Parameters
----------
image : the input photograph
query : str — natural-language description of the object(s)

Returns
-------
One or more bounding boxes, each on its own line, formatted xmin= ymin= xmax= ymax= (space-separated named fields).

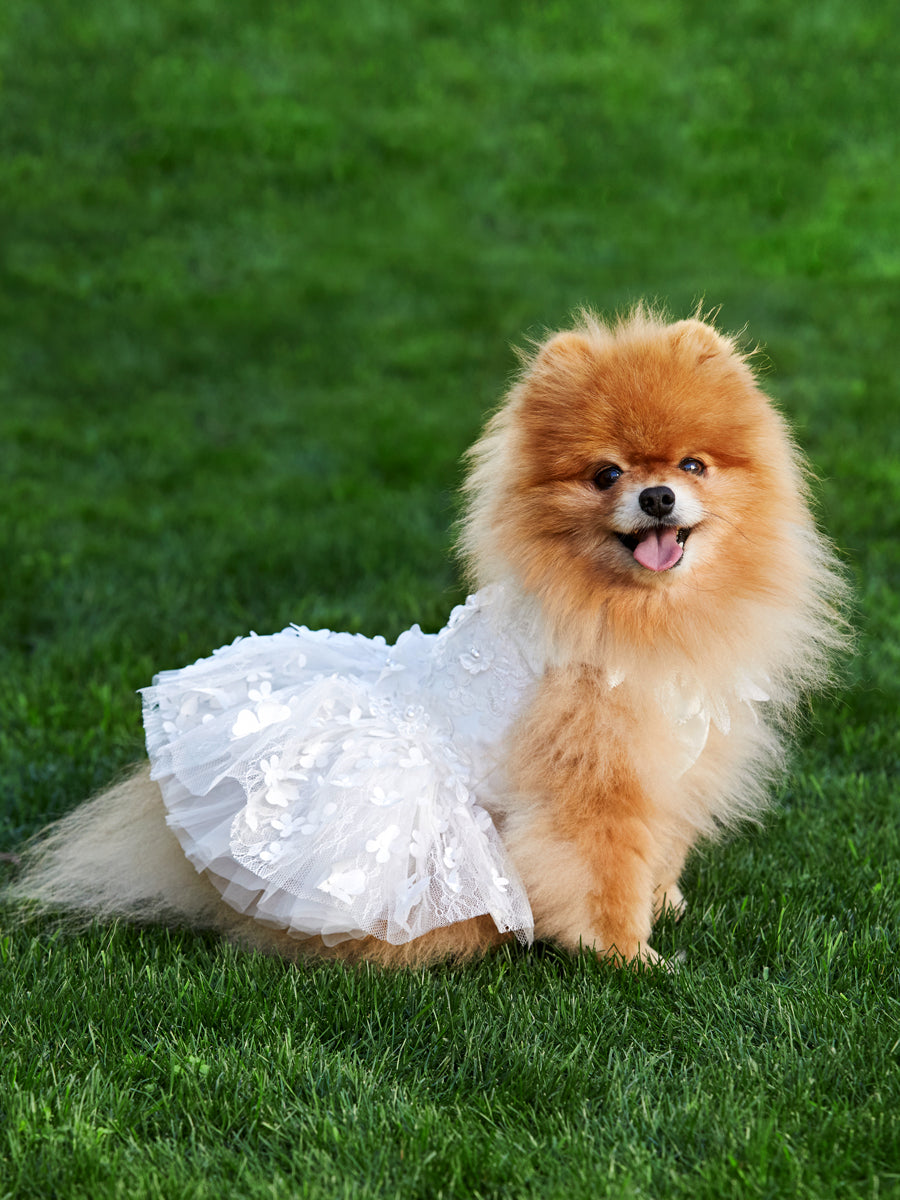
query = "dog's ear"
xmin=536 ymin=330 xmax=595 ymax=368
xmin=667 ymin=319 xmax=735 ymax=366
xmin=526 ymin=331 xmax=598 ymax=395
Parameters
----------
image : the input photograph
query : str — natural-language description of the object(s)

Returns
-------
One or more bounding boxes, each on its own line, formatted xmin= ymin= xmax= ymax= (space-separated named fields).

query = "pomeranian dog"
xmin=8 ymin=308 xmax=846 ymax=967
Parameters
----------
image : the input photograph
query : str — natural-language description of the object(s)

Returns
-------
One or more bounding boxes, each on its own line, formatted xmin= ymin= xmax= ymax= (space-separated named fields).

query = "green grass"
xmin=3 ymin=919 xmax=895 ymax=1199
xmin=1 ymin=0 xmax=899 ymax=1196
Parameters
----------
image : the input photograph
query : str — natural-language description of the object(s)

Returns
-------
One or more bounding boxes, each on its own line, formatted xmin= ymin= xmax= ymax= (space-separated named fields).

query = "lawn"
xmin=1 ymin=0 xmax=898 ymax=1196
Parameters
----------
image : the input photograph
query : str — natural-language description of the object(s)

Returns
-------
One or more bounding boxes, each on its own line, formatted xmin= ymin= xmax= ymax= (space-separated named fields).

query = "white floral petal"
xmin=232 ymin=709 xmax=261 ymax=738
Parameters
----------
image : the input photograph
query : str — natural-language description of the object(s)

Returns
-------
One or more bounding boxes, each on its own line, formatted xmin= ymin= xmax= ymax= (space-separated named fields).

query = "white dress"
xmin=142 ymin=585 xmax=542 ymax=947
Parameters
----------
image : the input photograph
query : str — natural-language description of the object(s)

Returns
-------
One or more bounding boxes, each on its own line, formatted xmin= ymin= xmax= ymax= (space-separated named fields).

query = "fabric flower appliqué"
xmin=259 ymin=755 xmax=306 ymax=807
xmin=232 ymin=682 xmax=292 ymax=738
xmin=366 ymin=825 xmax=401 ymax=863
xmin=458 ymin=645 xmax=492 ymax=674
xmin=395 ymin=705 xmax=429 ymax=737
xmin=317 ymin=867 xmax=367 ymax=905
xmin=369 ymin=786 xmax=403 ymax=807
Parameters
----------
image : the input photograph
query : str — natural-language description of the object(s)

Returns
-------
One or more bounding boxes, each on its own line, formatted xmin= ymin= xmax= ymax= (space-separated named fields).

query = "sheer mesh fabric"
xmin=142 ymin=586 xmax=542 ymax=947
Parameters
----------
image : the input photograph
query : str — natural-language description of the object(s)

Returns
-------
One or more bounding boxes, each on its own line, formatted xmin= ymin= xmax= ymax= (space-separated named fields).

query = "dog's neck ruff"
xmin=509 ymin=579 xmax=773 ymax=776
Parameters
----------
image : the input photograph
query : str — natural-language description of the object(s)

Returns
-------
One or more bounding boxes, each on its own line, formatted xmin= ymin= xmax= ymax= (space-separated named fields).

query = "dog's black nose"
xmin=639 ymin=486 xmax=676 ymax=518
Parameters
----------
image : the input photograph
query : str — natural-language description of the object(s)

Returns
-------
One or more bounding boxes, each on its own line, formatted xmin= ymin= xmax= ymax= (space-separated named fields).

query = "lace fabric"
xmin=142 ymin=585 xmax=542 ymax=946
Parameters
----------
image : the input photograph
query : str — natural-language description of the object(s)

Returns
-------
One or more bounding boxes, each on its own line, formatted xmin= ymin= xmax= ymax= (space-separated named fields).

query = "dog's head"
xmin=462 ymin=309 xmax=814 ymax=654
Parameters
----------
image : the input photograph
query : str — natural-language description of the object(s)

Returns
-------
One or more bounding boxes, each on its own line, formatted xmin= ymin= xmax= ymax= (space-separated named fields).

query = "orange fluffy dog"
xmin=10 ymin=308 xmax=846 ymax=967
xmin=461 ymin=308 xmax=845 ymax=964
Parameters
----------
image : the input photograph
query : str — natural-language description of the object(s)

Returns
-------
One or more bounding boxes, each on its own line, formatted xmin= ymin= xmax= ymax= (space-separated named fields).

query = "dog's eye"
xmin=593 ymin=465 xmax=623 ymax=490
xmin=678 ymin=457 xmax=706 ymax=476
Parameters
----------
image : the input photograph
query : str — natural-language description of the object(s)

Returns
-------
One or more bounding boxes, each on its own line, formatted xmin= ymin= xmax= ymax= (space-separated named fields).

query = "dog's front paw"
xmin=597 ymin=941 xmax=673 ymax=971
xmin=653 ymin=882 xmax=687 ymax=923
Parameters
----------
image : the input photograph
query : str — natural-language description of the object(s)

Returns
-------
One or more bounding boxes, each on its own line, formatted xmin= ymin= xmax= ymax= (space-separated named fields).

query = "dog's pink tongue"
xmin=633 ymin=527 xmax=683 ymax=572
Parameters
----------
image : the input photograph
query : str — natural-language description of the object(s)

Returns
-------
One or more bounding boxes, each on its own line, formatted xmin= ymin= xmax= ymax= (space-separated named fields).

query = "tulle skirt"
xmin=142 ymin=586 xmax=542 ymax=946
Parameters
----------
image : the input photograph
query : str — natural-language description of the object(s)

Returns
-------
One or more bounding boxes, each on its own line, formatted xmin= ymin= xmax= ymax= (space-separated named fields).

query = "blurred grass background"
xmin=1 ymin=1 xmax=898 ymax=1197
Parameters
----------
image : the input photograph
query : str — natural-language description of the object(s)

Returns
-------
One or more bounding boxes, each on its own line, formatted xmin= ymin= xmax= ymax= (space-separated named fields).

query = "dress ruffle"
xmin=142 ymin=586 xmax=542 ymax=946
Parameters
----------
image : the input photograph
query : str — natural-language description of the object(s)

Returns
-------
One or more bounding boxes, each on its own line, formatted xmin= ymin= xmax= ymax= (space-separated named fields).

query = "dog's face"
xmin=485 ymin=316 xmax=804 ymax=612
xmin=589 ymin=454 xmax=708 ymax=576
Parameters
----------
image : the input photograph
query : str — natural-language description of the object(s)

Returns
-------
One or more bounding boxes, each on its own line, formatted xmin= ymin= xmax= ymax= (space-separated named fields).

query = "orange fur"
xmin=461 ymin=306 xmax=846 ymax=965
xmin=8 ymin=306 xmax=846 ymax=968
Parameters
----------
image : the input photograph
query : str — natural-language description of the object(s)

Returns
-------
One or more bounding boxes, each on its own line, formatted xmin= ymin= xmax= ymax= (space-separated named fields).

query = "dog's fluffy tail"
xmin=5 ymin=766 xmax=230 ymax=932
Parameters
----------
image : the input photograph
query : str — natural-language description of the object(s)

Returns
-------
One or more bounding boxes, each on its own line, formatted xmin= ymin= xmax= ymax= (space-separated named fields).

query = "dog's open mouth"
xmin=615 ymin=526 xmax=692 ymax=572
